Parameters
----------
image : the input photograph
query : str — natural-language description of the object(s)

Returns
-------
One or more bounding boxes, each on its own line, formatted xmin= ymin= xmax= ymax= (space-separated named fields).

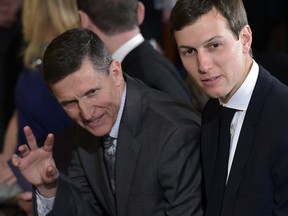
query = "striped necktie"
xmin=103 ymin=135 xmax=116 ymax=192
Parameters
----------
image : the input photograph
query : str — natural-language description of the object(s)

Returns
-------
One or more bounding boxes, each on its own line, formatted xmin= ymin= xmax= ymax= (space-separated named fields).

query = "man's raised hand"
xmin=11 ymin=126 xmax=59 ymax=197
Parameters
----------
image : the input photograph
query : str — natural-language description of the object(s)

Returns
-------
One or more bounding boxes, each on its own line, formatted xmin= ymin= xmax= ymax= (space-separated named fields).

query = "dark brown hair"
xmin=169 ymin=0 xmax=248 ymax=40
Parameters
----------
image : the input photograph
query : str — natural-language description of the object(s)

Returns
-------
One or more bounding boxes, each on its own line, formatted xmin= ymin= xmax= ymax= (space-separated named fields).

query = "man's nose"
xmin=197 ymin=51 xmax=212 ymax=73
xmin=79 ymin=100 xmax=93 ymax=121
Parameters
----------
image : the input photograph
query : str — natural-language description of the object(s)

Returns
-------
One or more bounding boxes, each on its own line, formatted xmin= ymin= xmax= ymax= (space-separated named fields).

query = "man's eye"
xmin=62 ymin=101 xmax=77 ymax=109
xmin=86 ymin=89 xmax=96 ymax=98
xmin=211 ymin=43 xmax=220 ymax=49
xmin=180 ymin=48 xmax=195 ymax=58
xmin=187 ymin=49 xmax=194 ymax=54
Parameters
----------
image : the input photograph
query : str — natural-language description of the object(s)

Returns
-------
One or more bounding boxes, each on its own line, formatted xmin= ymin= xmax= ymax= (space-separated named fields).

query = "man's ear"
xmin=241 ymin=25 xmax=253 ymax=54
xmin=137 ymin=1 xmax=145 ymax=25
xmin=110 ymin=60 xmax=123 ymax=86
xmin=79 ymin=10 xmax=92 ymax=28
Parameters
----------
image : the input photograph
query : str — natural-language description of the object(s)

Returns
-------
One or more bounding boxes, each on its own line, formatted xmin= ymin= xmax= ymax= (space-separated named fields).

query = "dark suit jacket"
xmin=44 ymin=74 xmax=202 ymax=216
xmin=121 ymin=40 xmax=193 ymax=106
xmin=202 ymin=65 xmax=288 ymax=216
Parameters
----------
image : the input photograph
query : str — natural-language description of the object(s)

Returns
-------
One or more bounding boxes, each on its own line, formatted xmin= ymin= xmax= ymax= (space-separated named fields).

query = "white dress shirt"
xmin=112 ymin=33 xmax=144 ymax=62
xmin=220 ymin=60 xmax=259 ymax=181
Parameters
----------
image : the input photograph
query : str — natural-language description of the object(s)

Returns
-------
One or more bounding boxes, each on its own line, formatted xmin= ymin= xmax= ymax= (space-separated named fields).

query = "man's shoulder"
xmin=124 ymin=40 xmax=177 ymax=71
xmin=123 ymin=74 xmax=199 ymax=125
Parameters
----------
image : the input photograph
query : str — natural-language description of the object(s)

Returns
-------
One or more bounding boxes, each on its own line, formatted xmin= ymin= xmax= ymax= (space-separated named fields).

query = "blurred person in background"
xmin=0 ymin=0 xmax=79 ymax=214
xmin=0 ymin=0 xmax=22 ymax=28
xmin=140 ymin=0 xmax=176 ymax=50
xmin=0 ymin=0 xmax=23 ymax=150
xmin=76 ymin=0 xmax=195 ymax=108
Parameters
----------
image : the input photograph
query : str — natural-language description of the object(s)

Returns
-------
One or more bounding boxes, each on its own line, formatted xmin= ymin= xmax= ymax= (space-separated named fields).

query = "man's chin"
xmin=85 ymin=126 xmax=108 ymax=137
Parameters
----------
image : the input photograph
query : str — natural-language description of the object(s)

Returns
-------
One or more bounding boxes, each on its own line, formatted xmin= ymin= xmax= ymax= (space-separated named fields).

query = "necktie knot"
xmin=220 ymin=106 xmax=236 ymax=127
xmin=103 ymin=136 xmax=116 ymax=155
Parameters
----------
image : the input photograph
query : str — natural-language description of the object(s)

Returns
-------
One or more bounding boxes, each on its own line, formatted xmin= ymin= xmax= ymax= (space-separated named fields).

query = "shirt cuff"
xmin=35 ymin=190 xmax=55 ymax=216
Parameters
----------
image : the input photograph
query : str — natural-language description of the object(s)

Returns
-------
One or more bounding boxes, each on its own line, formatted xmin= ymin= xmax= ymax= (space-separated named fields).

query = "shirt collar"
xmin=112 ymin=34 xmax=144 ymax=62
xmin=109 ymin=83 xmax=127 ymax=139
xmin=222 ymin=59 xmax=259 ymax=111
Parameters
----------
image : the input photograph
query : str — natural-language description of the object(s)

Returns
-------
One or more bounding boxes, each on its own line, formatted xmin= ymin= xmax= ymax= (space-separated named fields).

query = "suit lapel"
xmin=221 ymin=66 xmax=275 ymax=215
xmin=221 ymin=121 xmax=255 ymax=215
xmin=115 ymin=74 xmax=143 ymax=216
xmin=116 ymin=127 xmax=141 ymax=216
xmin=76 ymin=127 xmax=117 ymax=215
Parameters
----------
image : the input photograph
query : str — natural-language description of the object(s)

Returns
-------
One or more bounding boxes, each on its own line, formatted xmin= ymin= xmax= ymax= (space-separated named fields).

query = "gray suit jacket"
xmin=44 ymin=74 xmax=202 ymax=216
xmin=202 ymin=65 xmax=288 ymax=216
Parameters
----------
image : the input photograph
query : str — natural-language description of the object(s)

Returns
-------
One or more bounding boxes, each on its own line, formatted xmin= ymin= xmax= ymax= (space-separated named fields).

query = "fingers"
xmin=43 ymin=133 xmax=55 ymax=152
xmin=23 ymin=126 xmax=38 ymax=150
xmin=23 ymin=126 xmax=55 ymax=153
xmin=11 ymin=144 xmax=31 ymax=165
xmin=11 ymin=154 xmax=21 ymax=167
xmin=46 ymin=164 xmax=59 ymax=181
xmin=18 ymin=144 xmax=31 ymax=157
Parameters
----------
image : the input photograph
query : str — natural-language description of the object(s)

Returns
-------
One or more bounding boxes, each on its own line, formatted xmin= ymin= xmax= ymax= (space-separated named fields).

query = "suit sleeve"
xmin=45 ymin=152 xmax=105 ymax=216
xmin=158 ymin=122 xmax=203 ymax=216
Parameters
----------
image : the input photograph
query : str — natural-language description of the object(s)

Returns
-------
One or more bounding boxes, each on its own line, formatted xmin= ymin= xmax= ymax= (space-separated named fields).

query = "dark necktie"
xmin=206 ymin=106 xmax=236 ymax=215
xmin=103 ymin=135 xmax=116 ymax=192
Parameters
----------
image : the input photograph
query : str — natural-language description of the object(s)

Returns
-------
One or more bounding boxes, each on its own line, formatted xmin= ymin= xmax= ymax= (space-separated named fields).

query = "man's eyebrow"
xmin=178 ymin=36 xmax=223 ymax=50
xmin=59 ymin=86 xmax=100 ymax=105
xmin=60 ymin=99 xmax=77 ymax=106
xmin=178 ymin=45 xmax=195 ymax=50
xmin=205 ymin=36 xmax=223 ymax=43
xmin=83 ymin=87 xmax=98 ymax=96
